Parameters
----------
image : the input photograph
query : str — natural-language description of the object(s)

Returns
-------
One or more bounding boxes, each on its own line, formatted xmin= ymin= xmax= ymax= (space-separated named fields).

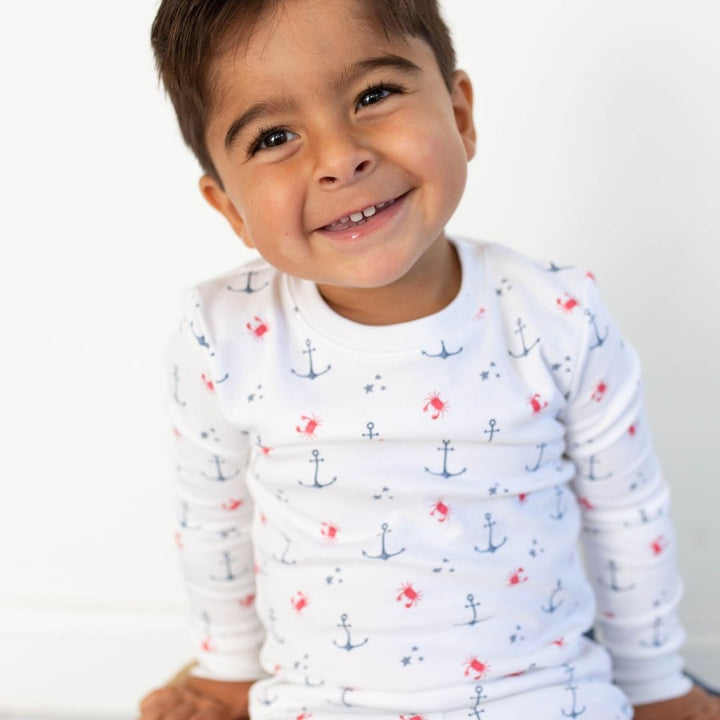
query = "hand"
xmin=634 ymin=684 xmax=720 ymax=720
xmin=138 ymin=684 xmax=236 ymax=720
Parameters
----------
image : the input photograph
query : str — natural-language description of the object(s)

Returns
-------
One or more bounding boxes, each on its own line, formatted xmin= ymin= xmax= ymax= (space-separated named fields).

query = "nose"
xmin=312 ymin=128 xmax=375 ymax=188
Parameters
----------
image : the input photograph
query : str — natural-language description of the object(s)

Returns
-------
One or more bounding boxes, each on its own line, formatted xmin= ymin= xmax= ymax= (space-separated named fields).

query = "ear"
xmin=450 ymin=70 xmax=476 ymax=161
xmin=198 ymin=174 xmax=254 ymax=248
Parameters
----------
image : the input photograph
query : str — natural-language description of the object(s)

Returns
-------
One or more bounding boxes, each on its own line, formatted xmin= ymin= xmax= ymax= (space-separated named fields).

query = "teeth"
xmin=362 ymin=206 xmax=376 ymax=218
xmin=325 ymin=198 xmax=396 ymax=231
xmin=349 ymin=212 xmax=364 ymax=222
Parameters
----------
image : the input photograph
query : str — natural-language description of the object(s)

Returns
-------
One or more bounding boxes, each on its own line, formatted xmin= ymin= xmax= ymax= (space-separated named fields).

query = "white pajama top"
xmin=167 ymin=238 xmax=690 ymax=719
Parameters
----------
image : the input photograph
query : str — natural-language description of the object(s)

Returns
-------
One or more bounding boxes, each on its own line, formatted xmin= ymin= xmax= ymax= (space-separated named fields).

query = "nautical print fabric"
xmin=167 ymin=238 xmax=690 ymax=719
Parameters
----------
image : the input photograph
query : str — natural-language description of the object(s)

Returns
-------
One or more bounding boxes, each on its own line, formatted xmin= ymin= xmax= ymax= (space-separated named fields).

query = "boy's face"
xmin=201 ymin=0 xmax=475 ymax=318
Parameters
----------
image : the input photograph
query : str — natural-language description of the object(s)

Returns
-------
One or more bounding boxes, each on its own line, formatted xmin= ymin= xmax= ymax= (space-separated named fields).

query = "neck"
xmin=317 ymin=237 xmax=461 ymax=326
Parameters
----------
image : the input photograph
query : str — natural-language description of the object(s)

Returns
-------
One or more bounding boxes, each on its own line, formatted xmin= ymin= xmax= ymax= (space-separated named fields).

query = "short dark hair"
xmin=151 ymin=0 xmax=457 ymax=181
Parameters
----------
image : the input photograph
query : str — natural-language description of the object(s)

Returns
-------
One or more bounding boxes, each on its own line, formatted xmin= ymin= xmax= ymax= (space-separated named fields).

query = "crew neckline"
xmin=284 ymin=237 xmax=486 ymax=354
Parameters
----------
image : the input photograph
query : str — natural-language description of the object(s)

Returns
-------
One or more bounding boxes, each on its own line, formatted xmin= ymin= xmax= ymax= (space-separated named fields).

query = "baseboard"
xmin=0 ymin=606 xmax=192 ymax=716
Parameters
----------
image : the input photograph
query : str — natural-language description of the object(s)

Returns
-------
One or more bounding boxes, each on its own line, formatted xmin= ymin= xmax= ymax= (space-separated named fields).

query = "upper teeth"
xmin=344 ymin=201 xmax=393 ymax=224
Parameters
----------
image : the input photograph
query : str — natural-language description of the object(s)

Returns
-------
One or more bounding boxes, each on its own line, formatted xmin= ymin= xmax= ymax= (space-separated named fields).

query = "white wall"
xmin=1 ymin=0 xmax=718 ymax=714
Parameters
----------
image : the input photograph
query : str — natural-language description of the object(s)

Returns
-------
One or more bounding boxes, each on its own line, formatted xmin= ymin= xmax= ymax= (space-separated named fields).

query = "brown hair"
xmin=151 ymin=0 xmax=456 ymax=182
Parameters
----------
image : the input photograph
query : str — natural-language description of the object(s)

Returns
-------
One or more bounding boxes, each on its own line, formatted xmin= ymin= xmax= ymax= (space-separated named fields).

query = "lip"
xmin=314 ymin=191 xmax=410 ymax=243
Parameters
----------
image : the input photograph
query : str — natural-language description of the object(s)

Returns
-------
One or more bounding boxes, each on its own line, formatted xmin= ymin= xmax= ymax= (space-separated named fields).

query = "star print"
xmin=480 ymin=371 xmax=490 ymax=381
xmin=401 ymin=656 xmax=411 ymax=666
xmin=488 ymin=484 xmax=499 ymax=496
xmin=364 ymin=384 xmax=374 ymax=393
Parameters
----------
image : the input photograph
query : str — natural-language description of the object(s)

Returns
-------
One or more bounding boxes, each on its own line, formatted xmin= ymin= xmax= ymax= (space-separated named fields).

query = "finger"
xmin=164 ymin=702 xmax=198 ymax=720
xmin=140 ymin=687 xmax=182 ymax=711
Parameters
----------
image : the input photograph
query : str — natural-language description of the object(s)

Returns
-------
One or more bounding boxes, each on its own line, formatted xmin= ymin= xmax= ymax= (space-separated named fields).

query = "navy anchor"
xmin=202 ymin=455 xmax=240 ymax=483
xmin=362 ymin=422 xmax=380 ymax=440
xmin=298 ymin=449 xmax=338 ymax=489
xmin=172 ymin=366 xmax=187 ymax=407
xmin=583 ymin=455 xmax=612 ymax=482
xmin=525 ymin=443 xmax=548 ymax=472
xmin=508 ymin=318 xmax=540 ymax=359
xmin=597 ymin=559 xmax=636 ymax=593
xmin=474 ymin=513 xmax=507 ymax=554
xmin=291 ymin=338 xmax=331 ymax=380
xmin=362 ymin=523 xmax=406 ymax=561
xmin=421 ymin=340 xmax=463 ymax=359
xmin=561 ymin=664 xmax=587 ymax=718
xmin=454 ymin=594 xmax=492 ymax=627
xmin=273 ymin=533 xmax=297 ymax=566
xmin=550 ymin=485 xmax=567 ymax=520
xmin=540 ymin=579 xmax=564 ymax=614
xmin=584 ymin=308 xmax=608 ymax=350
xmin=425 ymin=440 xmax=467 ymax=478
xmin=210 ymin=551 xmax=247 ymax=582
xmin=227 ymin=270 xmax=269 ymax=294
xmin=333 ymin=613 xmax=369 ymax=651
xmin=468 ymin=685 xmax=488 ymax=720
xmin=640 ymin=617 xmax=668 ymax=648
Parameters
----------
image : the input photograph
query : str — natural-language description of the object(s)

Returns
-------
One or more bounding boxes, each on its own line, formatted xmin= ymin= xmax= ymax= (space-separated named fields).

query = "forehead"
xmin=208 ymin=0 xmax=412 ymax=102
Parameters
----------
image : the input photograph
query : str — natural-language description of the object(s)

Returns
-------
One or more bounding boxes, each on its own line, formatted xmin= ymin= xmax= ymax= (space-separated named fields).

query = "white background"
xmin=1 ymin=0 xmax=718 ymax=715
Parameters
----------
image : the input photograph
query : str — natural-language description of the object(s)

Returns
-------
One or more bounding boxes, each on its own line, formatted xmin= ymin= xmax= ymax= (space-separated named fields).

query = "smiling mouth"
xmin=320 ymin=196 xmax=403 ymax=232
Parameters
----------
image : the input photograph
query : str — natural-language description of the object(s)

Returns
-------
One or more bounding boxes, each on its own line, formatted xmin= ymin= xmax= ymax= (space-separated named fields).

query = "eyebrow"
xmin=223 ymin=54 xmax=422 ymax=152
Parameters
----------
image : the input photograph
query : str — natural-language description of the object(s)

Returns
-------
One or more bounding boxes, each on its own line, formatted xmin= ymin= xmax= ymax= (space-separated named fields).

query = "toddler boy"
xmin=142 ymin=1 xmax=718 ymax=718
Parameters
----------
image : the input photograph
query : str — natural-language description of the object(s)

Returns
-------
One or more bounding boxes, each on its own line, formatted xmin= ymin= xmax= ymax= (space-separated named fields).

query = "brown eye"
xmin=251 ymin=128 xmax=299 ymax=155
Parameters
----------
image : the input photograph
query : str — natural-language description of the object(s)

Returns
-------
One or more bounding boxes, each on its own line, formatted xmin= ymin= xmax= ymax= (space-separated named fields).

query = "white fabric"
xmin=167 ymin=238 xmax=690 ymax=719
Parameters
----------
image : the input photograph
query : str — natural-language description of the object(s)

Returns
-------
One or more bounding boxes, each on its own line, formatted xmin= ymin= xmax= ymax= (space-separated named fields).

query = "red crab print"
xmin=578 ymin=496 xmax=595 ymax=511
xmin=173 ymin=427 xmax=182 ymax=438
xmin=396 ymin=582 xmax=422 ymax=608
xmin=256 ymin=437 xmax=273 ymax=455
xmin=296 ymin=414 xmax=321 ymax=438
xmin=174 ymin=531 xmax=184 ymax=549
xmin=201 ymin=635 xmax=217 ymax=652
xmin=201 ymin=373 xmax=215 ymax=392
xmin=423 ymin=392 xmax=449 ymax=419
xmin=238 ymin=593 xmax=256 ymax=608
xmin=650 ymin=535 xmax=667 ymax=556
xmin=399 ymin=715 xmax=427 ymax=720
xmin=221 ymin=498 xmax=243 ymax=511
xmin=291 ymin=591 xmax=309 ymax=613
xmin=295 ymin=714 xmax=313 ymax=720
xmin=463 ymin=656 xmax=490 ymax=680
xmin=528 ymin=394 xmax=548 ymax=414
xmin=321 ymin=521 xmax=340 ymax=541
xmin=246 ymin=316 xmax=270 ymax=340
xmin=586 ymin=271 xmax=597 ymax=282
xmin=591 ymin=380 xmax=608 ymax=403
xmin=518 ymin=493 xmax=529 ymax=503
xmin=474 ymin=307 xmax=486 ymax=320
xmin=551 ymin=637 xmax=566 ymax=648
xmin=507 ymin=567 xmax=529 ymax=586
xmin=556 ymin=293 xmax=580 ymax=313
xmin=430 ymin=498 xmax=452 ymax=522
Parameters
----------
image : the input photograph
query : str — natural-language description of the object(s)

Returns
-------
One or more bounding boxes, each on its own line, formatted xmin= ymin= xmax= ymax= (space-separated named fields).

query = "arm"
xmin=561 ymin=275 xmax=692 ymax=707
xmin=140 ymin=295 xmax=265 ymax=718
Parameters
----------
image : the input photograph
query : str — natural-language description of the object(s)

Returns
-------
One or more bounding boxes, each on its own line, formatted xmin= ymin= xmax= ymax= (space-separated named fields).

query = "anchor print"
xmin=273 ymin=533 xmax=297 ymax=566
xmin=333 ymin=613 xmax=369 ymax=651
xmin=597 ymin=560 xmax=636 ymax=593
xmin=546 ymin=261 xmax=573 ymax=273
xmin=582 ymin=455 xmax=613 ymax=482
xmin=423 ymin=391 xmax=450 ymax=419
xmin=189 ymin=320 xmax=211 ymax=351
xmin=421 ymin=340 xmax=463 ymax=359
xmin=362 ymin=523 xmax=406 ymax=561
xmin=640 ymin=617 xmax=668 ymax=648
xmin=246 ymin=316 xmax=270 ymax=340
xmin=474 ymin=513 xmax=507 ymax=554
xmin=329 ymin=688 xmax=354 ymax=708
xmin=266 ymin=607 xmax=285 ymax=644
xmin=541 ymin=579 xmax=565 ymax=613
xmin=508 ymin=318 xmax=540 ymax=359
xmin=623 ymin=506 xmax=663 ymax=528
xmin=483 ymin=419 xmax=500 ymax=442
xmin=296 ymin=415 xmax=322 ymax=440
xmin=425 ymin=440 xmax=467 ymax=478
xmin=454 ymin=594 xmax=492 ymax=627
xmin=468 ymin=685 xmax=488 ymax=720
xmin=362 ymin=422 xmax=380 ymax=440
xmin=171 ymin=366 xmax=187 ymax=407
xmin=525 ymin=443 xmax=548 ymax=472
xmin=550 ymin=485 xmax=567 ymax=520
xmin=291 ymin=339 xmax=331 ymax=380
xmin=298 ymin=449 xmax=337 ymax=489
xmin=463 ymin=656 xmax=490 ymax=681
xmin=584 ymin=308 xmax=609 ymax=350
xmin=202 ymin=456 xmax=240 ymax=483
xmin=210 ymin=551 xmax=247 ymax=582
xmin=396 ymin=583 xmax=422 ymax=608
xmin=561 ymin=664 xmax=587 ymax=718
xmin=429 ymin=498 xmax=452 ymax=522
xmin=226 ymin=270 xmax=269 ymax=294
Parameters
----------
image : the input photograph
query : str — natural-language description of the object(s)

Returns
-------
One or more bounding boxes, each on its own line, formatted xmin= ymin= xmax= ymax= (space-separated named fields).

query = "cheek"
xmin=238 ymin=172 xmax=303 ymax=238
